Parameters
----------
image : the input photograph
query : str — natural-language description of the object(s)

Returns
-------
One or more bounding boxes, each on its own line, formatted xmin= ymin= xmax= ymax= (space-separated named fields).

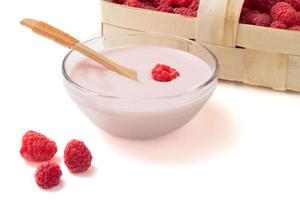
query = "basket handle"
xmin=195 ymin=0 xmax=245 ymax=47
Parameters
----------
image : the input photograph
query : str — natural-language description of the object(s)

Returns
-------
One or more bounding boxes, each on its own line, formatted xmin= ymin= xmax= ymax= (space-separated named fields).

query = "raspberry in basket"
xmin=243 ymin=0 xmax=254 ymax=9
xmin=175 ymin=0 xmax=192 ymax=7
xmin=156 ymin=5 xmax=174 ymax=13
xmin=241 ymin=10 xmax=272 ymax=27
xmin=271 ymin=2 xmax=297 ymax=27
xmin=282 ymin=0 xmax=300 ymax=11
xmin=289 ymin=25 xmax=300 ymax=30
xmin=253 ymin=0 xmax=277 ymax=14
xmin=188 ymin=0 xmax=199 ymax=10
xmin=124 ymin=0 xmax=142 ymax=7
xmin=270 ymin=21 xmax=287 ymax=29
xmin=20 ymin=130 xmax=57 ymax=162
xmin=296 ymin=12 xmax=300 ymax=25
xmin=152 ymin=64 xmax=180 ymax=82
xmin=174 ymin=7 xmax=197 ymax=17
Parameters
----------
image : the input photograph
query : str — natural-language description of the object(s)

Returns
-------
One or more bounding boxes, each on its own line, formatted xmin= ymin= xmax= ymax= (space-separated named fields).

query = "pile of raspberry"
xmin=240 ymin=0 xmax=300 ymax=31
xmin=113 ymin=0 xmax=200 ymax=17
xmin=20 ymin=130 xmax=93 ymax=189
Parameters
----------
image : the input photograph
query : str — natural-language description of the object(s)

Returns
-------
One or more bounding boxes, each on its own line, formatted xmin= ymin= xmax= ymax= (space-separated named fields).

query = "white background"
xmin=1 ymin=0 xmax=300 ymax=199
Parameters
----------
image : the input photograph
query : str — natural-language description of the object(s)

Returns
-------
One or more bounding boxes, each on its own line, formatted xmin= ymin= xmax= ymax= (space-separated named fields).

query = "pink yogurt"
xmin=64 ymin=45 xmax=217 ymax=139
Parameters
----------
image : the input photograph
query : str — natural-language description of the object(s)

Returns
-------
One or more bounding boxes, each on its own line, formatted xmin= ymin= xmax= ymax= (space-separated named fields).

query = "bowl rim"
xmin=62 ymin=32 xmax=219 ymax=100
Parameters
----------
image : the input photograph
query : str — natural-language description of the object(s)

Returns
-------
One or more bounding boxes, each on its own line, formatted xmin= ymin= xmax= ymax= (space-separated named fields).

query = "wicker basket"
xmin=100 ymin=0 xmax=300 ymax=92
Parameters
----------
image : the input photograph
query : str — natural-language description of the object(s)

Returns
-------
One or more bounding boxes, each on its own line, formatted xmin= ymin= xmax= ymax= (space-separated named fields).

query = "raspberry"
xmin=188 ymin=0 xmax=199 ymax=10
xmin=140 ymin=4 xmax=156 ymax=10
xmin=34 ymin=162 xmax=62 ymax=189
xmin=175 ymin=0 xmax=192 ymax=7
xmin=64 ymin=140 xmax=92 ymax=173
xmin=20 ymin=130 xmax=57 ymax=162
xmin=115 ymin=0 xmax=127 ymax=4
xmin=152 ymin=64 xmax=180 ymax=82
xmin=243 ymin=0 xmax=255 ymax=9
xmin=174 ymin=7 xmax=197 ymax=17
xmin=282 ymin=0 xmax=300 ymax=11
xmin=289 ymin=25 xmax=300 ymax=30
xmin=157 ymin=0 xmax=176 ymax=6
xmin=152 ymin=0 xmax=162 ymax=6
xmin=241 ymin=10 xmax=272 ymax=26
xmin=154 ymin=0 xmax=191 ymax=7
xmin=271 ymin=2 xmax=297 ymax=27
xmin=240 ymin=7 xmax=250 ymax=17
xmin=296 ymin=12 xmax=300 ymax=24
xmin=270 ymin=20 xmax=288 ymax=28
xmin=156 ymin=5 xmax=174 ymax=13
xmin=253 ymin=0 xmax=277 ymax=14
xmin=124 ymin=0 xmax=142 ymax=7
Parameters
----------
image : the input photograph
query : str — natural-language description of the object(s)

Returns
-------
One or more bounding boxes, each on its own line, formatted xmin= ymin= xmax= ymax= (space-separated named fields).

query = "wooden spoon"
xmin=20 ymin=18 xmax=138 ymax=81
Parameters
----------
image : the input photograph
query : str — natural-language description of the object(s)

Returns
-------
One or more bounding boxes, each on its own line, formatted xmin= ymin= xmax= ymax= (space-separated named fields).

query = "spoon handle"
xmin=20 ymin=19 xmax=138 ymax=80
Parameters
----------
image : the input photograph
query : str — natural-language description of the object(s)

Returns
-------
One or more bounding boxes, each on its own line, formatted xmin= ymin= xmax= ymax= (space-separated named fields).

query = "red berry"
xmin=124 ymin=0 xmax=142 ymax=7
xmin=114 ymin=0 xmax=127 ymax=4
xmin=188 ymin=0 xmax=199 ymax=10
xmin=140 ymin=4 xmax=156 ymax=10
xmin=156 ymin=5 xmax=174 ymax=13
xmin=240 ymin=7 xmax=250 ymax=17
xmin=175 ymin=0 xmax=192 ymax=7
xmin=296 ymin=12 xmax=300 ymax=25
xmin=253 ymin=0 xmax=277 ymax=14
xmin=152 ymin=64 xmax=180 ymax=82
xmin=153 ymin=0 xmax=174 ymax=6
xmin=174 ymin=7 xmax=197 ymax=17
xmin=289 ymin=25 xmax=300 ymax=30
xmin=243 ymin=0 xmax=255 ymax=9
xmin=241 ymin=10 xmax=272 ymax=27
xmin=20 ymin=130 xmax=57 ymax=162
xmin=35 ymin=162 xmax=62 ymax=189
xmin=282 ymin=0 xmax=300 ymax=11
xmin=271 ymin=2 xmax=297 ymax=27
xmin=270 ymin=20 xmax=288 ymax=29
xmin=64 ymin=140 xmax=92 ymax=173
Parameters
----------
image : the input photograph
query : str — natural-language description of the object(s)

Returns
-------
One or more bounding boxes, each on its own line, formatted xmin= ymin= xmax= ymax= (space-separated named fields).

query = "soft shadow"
xmin=101 ymin=102 xmax=237 ymax=165
xmin=72 ymin=165 xmax=97 ymax=178
xmin=24 ymin=155 xmax=61 ymax=167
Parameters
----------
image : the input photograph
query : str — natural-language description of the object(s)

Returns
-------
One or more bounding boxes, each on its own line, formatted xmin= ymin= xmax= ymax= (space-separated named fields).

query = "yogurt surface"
xmin=70 ymin=46 xmax=212 ymax=98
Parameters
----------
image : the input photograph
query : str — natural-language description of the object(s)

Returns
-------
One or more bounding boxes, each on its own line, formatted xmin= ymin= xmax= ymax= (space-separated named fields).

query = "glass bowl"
xmin=62 ymin=33 xmax=218 ymax=139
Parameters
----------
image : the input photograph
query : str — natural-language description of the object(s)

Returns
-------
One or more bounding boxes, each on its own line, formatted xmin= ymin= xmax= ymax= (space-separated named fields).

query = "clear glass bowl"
xmin=62 ymin=33 xmax=218 ymax=139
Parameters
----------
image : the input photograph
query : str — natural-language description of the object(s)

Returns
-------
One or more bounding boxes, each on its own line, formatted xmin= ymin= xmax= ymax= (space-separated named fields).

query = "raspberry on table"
xmin=20 ymin=130 xmax=57 ymax=162
xmin=271 ymin=2 xmax=297 ymax=27
xmin=35 ymin=162 xmax=62 ymax=189
xmin=270 ymin=20 xmax=287 ymax=29
xmin=152 ymin=64 xmax=180 ymax=82
xmin=64 ymin=140 xmax=92 ymax=173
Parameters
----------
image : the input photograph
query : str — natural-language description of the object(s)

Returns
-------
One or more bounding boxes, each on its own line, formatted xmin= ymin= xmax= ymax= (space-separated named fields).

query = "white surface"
xmin=1 ymin=0 xmax=300 ymax=199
